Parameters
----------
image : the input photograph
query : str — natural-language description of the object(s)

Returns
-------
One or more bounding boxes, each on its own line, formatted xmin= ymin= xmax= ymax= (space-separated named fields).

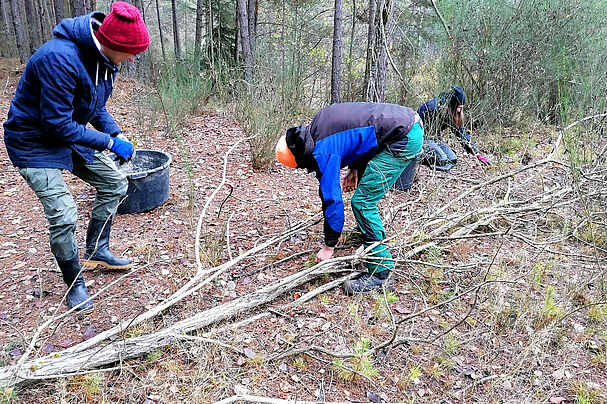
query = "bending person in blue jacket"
xmin=417 ymin=86 xmax=489 ymax=170
xmin=3 ymin=2 xmax=150 ymax=312
xmin=276 ymin=103 xmax=423 ymax=295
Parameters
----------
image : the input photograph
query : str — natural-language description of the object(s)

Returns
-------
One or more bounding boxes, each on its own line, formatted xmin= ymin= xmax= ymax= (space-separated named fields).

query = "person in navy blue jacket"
xmin=3 ymin=2 xmax=149 ymax=312
xmin=276 ymin=103 xmax=424 ymax=295
xmin=417 ymin=86 xmax=489 ymax=168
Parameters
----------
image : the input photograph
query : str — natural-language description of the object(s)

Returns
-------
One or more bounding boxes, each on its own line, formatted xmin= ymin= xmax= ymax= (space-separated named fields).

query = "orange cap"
xmin=275 ymin=135 xmax=297 ymax=168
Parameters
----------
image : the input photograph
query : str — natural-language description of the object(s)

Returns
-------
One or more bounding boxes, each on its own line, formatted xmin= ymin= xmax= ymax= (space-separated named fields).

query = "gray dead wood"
xmin=0 ymin=260 xmax=352 ymax=387
xmin=214 ymin=395 xmax=388 ymax=404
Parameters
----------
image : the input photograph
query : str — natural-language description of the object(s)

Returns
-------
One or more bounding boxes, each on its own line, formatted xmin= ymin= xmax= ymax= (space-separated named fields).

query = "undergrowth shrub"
xmin=435 ymin=0 xmax=607 ymax=127
xmin=154 ymin=60 xmax=214 ymax=128
xmin=232 ymin=61 xmax=309 ymax=170
xmin=150 ymin=60 xmax=216 ymax=217
xmin=234 ymin=93 xmax=289 ymax=170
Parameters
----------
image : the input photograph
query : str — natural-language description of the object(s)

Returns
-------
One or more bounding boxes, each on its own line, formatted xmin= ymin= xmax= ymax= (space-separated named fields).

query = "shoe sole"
xmin=82 ymin=260 xmax=133 ymax=270
xmin=68 ymin=303 xmax=94 ymax=314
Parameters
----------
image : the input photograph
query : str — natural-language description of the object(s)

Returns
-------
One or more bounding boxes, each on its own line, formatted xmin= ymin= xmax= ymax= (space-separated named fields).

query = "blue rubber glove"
xmin=108 ymin=136 xmax=134 ymax=162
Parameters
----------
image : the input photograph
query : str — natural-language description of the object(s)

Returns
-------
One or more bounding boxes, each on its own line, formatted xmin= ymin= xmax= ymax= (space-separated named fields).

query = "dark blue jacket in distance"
xmin=417 ymin=98 xmax=479 ymax=155
xmin=286 ymin=102 xmax=418 ymax=247
xmin=3 ymin=12 xmax=121 ymax=171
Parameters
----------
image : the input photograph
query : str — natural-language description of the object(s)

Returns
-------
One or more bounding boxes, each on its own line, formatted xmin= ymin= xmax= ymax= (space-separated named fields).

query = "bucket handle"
xmin=129 ymin=172 xmax=149 ymax=179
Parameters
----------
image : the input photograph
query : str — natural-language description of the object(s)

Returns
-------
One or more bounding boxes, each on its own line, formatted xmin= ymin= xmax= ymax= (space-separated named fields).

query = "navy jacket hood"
xmin=53 ymin=11 xmax=104 ymax=52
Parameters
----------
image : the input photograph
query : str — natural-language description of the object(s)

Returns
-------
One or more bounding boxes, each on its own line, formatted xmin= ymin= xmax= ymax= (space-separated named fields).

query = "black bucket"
xmin=116 ymin=150 xmax=172 ymax=214
xmin=394 ymin=153 xmax=421 ymax=191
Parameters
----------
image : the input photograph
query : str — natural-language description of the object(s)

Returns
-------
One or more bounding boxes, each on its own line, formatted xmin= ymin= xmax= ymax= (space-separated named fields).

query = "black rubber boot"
xmin=83 ymin=217 xmax=133 ymax=270
xmin=342 ymin=271 xmax=394 ymax=296
xmin=56 ymin=254 xmax=94 ymax=312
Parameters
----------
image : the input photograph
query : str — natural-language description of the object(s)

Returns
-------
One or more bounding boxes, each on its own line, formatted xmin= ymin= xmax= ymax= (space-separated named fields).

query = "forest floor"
xmin=0 ymin=59 xmax=606 ymax=403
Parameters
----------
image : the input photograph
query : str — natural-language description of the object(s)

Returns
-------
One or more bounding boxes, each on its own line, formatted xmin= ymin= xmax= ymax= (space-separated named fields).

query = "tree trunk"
xmin=10 ymin=0 xmax=30 ymax=63
xmin=364 ymin=0 xmax=377 ymax=101
xmin=0 ymin=0 xmax=17 ymax=58
xmin=171 ymin=0 xmax=183 ymax=60
xmin=194 ymin=0 xmax=204 ymax=74
xmin=375 ymin=0 xmax=393 ymax=102
xmin=72 ymin=0 xmax=86 ymax=16
xmin=24 ymin=0 xmax=42 ymax=53
xmin=155 ymin=0 xmax=166 ymax=61
xmin=208 ymin=0 xmax=214 ymax=66
xmin=346 ymin=0 xmax=356 ymax=100
xmin=40 ymin=0 xmax=56 ymax=41
xmin=216 ymin=0 xmax=221 ymax=57
xmin=247 ymin=0 xmax=256 ymax=54
xmin=133 ymin=0 xmax=147 ymax=81
xmin=183 ymin=2 xmax=188 ymax=55
xmin=0 ymin=3 xmax=8 ymax=57
xmin=330 ymin=0 xmax=343 ymax=104
xmin=54 ymin=0 xmax=64 ymax=23
xmin=236 ymin=0 xmax=253 ymax=82
xmin=233 ymin=6 xmax=239 ymax=63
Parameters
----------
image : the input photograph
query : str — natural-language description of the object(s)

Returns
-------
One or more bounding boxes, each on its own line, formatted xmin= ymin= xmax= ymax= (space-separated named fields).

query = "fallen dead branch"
xmin=59 ymin=213 xmax=320 ymax=357
xmin=0 ymin=258 xmax=353 ymax=387
xmin=213 ymin=395 xmax=386 ymax=404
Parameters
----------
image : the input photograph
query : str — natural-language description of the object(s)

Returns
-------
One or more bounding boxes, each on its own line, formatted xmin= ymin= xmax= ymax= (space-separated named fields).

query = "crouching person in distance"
xmin=3 ymin=2 xmax=150 ymax=312
xmin=418 ymin=85 xmax=489 ymax=170
xmin=276 ymin=103 xmax=423 ymax=295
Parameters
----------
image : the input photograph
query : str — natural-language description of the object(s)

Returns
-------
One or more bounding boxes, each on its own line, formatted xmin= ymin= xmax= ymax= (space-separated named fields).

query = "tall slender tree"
xmin=183 ymin=1 xmax=190 ymax=55
xmin=364 ymin=0 xmax=393 ymax=102
xmin=194 ymin=0 xmax=204 ymax=73
xmin=39 ymin=0 xmax=56 ymax=41
xmin=330 ymin=0 xmax=343 ymax=104
xmin=233 ymin=6 xmax=239 ymax=62
xmin=10 ymin=0 xmax=30 ymax=63
xmin=0 ymin=3 xmax=9 ymax=57
xmin=24 ymin=0 xmax=43 ymax=53
xmin=155 ymin=0 xmax=166 ymax=61
xmin=1 ymin=0 xmax=17 ymax=58
xmin=208 ymin=0 xmax=214 ymax=65
xmin=171 ymin=0 xmax=183 ymax=60
xmin=375 ymin=0 xmax=393 ymax=102
xmin=346 ymin=0 xmax=357 ymax=100
xmin=54 ymin=0 xmax=64 ymax=23
xmin=364 ymin=0 xmax=377 ymax=101
xmin=247 ymin=0 xmax=257 ymax=54
xmin=236 ymin=0 xmax=254 ymax=82
xmin=72 ymin=0 xmax=86 ymax=16
xmin=133 ymin=0 xmax=147 ymax=80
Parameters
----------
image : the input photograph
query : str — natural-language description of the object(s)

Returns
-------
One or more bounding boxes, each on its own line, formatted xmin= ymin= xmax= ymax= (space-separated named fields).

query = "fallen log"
xmin=0 ymin=259 xmax=354 ymax=387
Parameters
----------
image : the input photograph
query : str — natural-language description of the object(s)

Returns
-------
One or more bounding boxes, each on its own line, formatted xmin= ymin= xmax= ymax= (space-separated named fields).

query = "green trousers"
xmin=351 ymin=122 xmax=423 ymax=274
xmin=18 ymin=151 xmax=127 ymax=261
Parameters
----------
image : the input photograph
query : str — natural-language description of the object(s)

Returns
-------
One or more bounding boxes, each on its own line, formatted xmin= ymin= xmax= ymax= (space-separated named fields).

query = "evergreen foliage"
xmin=434 ymin=0 xmax=607 ymax=126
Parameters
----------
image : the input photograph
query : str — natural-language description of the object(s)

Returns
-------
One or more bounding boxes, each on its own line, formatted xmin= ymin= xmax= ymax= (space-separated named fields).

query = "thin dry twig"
xmin=213 ymin=394 xmax=383 ymax=404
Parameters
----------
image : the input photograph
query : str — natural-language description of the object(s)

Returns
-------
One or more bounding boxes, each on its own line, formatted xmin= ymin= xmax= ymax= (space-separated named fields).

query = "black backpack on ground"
xmin=420 ymin=138 xmax=457 ymax=172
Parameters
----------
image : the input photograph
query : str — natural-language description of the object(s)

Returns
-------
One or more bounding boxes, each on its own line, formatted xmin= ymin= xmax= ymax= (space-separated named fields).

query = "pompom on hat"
xmin=95 ymin=1 xmax=150 ymax=54
xmin=276 ymin=136 xmax=297 ymax=168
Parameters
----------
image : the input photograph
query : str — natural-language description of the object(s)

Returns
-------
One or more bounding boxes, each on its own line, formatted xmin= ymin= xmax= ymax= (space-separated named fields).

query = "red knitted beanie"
xmin=95 ymin=2 xmax=150 ymax=54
